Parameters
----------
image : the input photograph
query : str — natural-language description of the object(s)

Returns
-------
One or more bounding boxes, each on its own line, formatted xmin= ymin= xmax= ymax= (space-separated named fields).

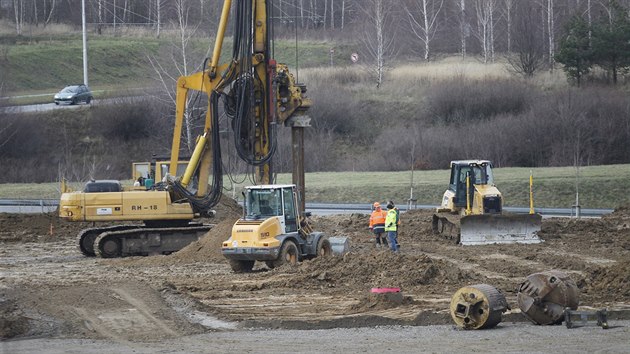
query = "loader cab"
xmin=244 ymin=185 xmax=299 ymax=233
xmin=449 ymin=160 xmax=494 ymax=207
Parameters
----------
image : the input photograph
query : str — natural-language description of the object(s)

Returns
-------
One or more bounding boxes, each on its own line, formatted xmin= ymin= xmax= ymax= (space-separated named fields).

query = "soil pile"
xmin=165 ymin=195 xmax=242 ymax=263
xmin=262 ymin=251 xmax=486 ymax=293
xmin=587 ymin=260 xmax=630 ymax=301
xmin=0 ymin=212 xmax=87 ymax=242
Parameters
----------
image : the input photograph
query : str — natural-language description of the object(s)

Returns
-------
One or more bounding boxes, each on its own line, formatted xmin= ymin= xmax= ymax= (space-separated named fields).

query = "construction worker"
xmin=385 ymin=201 xmax=399 ymax=252
xmin=369 ymin=202 xmax=388 ymax=248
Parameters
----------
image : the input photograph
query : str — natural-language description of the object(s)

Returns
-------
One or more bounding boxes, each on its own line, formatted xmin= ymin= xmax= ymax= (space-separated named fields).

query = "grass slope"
xmin=2 ymin=164 xmax=628 ymax=209
xmin=1 ymin=33 xmax=356 ymax=96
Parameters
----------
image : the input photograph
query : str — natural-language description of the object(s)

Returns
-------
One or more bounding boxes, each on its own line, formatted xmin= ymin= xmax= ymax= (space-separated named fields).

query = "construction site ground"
xmin=2 ymin=198 xmax=630 ymax=351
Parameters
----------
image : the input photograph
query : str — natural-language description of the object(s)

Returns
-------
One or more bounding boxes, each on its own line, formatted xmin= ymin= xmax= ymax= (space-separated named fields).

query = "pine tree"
xmin=591 ymin=2 xmax=630 ymax=85
xmin=556 ymin=16 xmax=593 ymax=86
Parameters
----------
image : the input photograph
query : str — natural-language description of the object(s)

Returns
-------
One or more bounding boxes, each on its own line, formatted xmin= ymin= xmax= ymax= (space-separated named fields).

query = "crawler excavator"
xmin=59 ymin=0 xmax=324 ymax=259
xmin=432 ymin=160 xmax=542 ymax=245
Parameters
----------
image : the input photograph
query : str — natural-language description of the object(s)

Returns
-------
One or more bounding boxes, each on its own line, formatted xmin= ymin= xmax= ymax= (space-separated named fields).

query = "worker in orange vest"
xmin=369 ymin=202 xmax=388 ymax=248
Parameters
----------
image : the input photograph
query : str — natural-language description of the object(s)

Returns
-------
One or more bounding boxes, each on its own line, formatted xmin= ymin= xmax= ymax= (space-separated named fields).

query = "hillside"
xmin=0 ymin=33 xmax=356 ymax=95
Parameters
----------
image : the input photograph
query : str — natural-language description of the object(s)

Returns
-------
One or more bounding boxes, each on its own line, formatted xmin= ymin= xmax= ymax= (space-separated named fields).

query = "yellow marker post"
xmin=529 ymin=170 xmax=535 ymax=215
xmin=465 ymin=174 xmax=472 ymax=216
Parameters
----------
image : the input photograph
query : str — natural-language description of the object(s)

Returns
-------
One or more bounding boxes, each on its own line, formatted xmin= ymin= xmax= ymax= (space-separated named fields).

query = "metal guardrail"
xmin=0 ymin=199 xmax=615 ymax=217
xmin=305 ymin=203 xmax=614 ymax=217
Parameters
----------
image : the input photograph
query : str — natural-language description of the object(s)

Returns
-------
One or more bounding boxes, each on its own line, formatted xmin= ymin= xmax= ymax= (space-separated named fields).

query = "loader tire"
xmin=316 ymin=238 xmax=332 ymax=258
xmin=274 ymin=240 xmax=299 ymax=268
xmin=229 ymin=260 xmax=255 ymax=273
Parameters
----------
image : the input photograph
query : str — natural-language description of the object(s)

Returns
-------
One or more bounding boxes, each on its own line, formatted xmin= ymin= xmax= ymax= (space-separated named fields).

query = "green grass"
xmin=3 ymin=164 xmax=628 ymax=209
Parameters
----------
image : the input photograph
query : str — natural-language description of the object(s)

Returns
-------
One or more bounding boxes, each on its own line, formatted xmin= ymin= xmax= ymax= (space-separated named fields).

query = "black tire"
xmin=316 ymin=238 xmax=333 ymax=258
xmin=71 ymin=97 xmax=77 ymax=105
xmin=98 ymin=237 xmax=121 ymax=258
xmin=273 ymin=240 xmax=299 ymax=268
xmin=229 ymin=259 xmax=255 ymax=273
xmin=86 ymin=96 xmax=92 ymax=104
xmin=265 ymin=261 xmax=276 ymax=269
xmin=54 ymin=102 xmax=59 ymax=105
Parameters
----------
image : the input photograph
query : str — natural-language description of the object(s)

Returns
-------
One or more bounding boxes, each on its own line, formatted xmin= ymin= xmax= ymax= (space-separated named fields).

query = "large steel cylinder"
xmin=517 ymin=270 xmax=579 ymax=325
xmin=450 ymin=284 xmax=508 ymax=330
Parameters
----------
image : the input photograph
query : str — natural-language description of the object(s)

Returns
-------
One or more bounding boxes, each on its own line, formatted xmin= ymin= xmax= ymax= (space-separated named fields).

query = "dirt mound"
xmin=0 ymin=212 xmax=87 ymax=242
xmin=587 ymin=260 xmax=630 ymax=302
xmin=260 ymin=251 xmax=486 ymax=293
xmin=171 ymin=217 xmax=238 ymax=263
xmin=211 ymin=195 xmax=243 ymax=222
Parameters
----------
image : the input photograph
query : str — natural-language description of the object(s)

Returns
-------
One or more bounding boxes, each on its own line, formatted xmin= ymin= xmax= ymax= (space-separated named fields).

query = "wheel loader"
xmin=432 ymin=160 xmax=542 ymax=245
xmin=222 ymin=184 xmax=332 ymax=272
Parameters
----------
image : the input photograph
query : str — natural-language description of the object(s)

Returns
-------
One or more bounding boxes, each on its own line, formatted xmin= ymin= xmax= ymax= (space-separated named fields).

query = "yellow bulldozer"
xmin=432 ymin=160 xmax=542 ymax=245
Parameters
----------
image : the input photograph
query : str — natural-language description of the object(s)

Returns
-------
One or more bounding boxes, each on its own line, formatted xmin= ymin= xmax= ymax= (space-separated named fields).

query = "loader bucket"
xmin=328 ymin=236 xmax=350 ymax=255
xmin=460 ymin=214 xmax=543 ymax=246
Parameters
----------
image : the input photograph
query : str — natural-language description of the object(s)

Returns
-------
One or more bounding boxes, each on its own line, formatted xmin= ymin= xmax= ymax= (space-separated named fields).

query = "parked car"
xmin=54 ymin=84 xmax=93 ymax=105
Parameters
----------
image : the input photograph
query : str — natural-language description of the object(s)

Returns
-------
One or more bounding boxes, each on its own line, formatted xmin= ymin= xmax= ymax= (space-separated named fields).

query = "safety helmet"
xmin=373 ymin=202 xmax=381 ymax=208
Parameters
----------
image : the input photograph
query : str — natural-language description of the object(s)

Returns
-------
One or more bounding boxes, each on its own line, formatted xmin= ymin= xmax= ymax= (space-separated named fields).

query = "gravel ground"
xmin=4 ymin=321 xmax=629 ymax=354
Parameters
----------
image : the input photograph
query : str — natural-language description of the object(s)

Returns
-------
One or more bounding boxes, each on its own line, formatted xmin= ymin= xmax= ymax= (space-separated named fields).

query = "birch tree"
xmin=503 ymin=0 xmax=514 ymax=52
xmin=147 ymin=0 xmax=206 ymax=151
xmin=13 ymin=0 xmax=24 ymax=35
xmin=547 ymin=0 xmax=555 ymax=70
xmin=359 ymin=0 xmax=397 ymax=88
xmin=474 ymin=0 xmax=497 ymax=63
xmin=457 ymin=0 xmax=469 ymax=59
xmin=44 ymin=0 xmax=56 ymax=27
xmin=405 ymin=0 xmax=444 ymax=62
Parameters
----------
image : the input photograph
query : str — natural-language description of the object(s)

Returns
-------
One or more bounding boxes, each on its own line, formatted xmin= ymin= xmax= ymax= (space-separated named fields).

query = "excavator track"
xmin=89 ymin=224 xmax=213 ymax=258
xmin=77 ymin=225 xmax=142 ymax=257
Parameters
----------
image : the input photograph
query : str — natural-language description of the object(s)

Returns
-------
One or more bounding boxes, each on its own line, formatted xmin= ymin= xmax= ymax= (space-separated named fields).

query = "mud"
xmin=2 ymin=202 xmax=630 ymax=342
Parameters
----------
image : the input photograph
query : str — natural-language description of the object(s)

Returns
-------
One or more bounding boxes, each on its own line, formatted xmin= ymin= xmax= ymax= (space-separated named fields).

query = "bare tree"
xmin=503 ymin=0 xmax=514 ymax=52
xmin=44 ymin=0 xmax=56 ymax=27
xmin=405 ymin=0 xmax=444 ymax=62
xmin=474 ymin=0 xmax=497 ymax=63
xmin=548 ymin=0 xmax=556 ymax=70
xmin=507 ymin=3 xmax=546 ymax=77
xmin=147 ymin=0 xmax=206 ymax=151
xmin=457 ymin=0 xmax=469 ymax=59
xmin=13 ymin=0 xmax=24 ymax=35
xmin=359 ymin=0 xmax=397 ymax=88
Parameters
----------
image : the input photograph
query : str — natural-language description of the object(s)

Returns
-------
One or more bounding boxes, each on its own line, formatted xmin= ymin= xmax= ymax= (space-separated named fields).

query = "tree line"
xmin=3 ymin=1 xmax=630 ymax=85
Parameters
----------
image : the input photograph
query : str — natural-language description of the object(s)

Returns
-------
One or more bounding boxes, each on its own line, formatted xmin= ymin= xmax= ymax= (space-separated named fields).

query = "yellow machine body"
xmin=60 ymin=189 xmax=194 ymax=222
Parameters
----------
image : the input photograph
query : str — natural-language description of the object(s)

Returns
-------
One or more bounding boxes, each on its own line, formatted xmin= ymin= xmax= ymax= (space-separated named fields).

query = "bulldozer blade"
xmin=460 ymin=214 xmax=543 ymax=246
